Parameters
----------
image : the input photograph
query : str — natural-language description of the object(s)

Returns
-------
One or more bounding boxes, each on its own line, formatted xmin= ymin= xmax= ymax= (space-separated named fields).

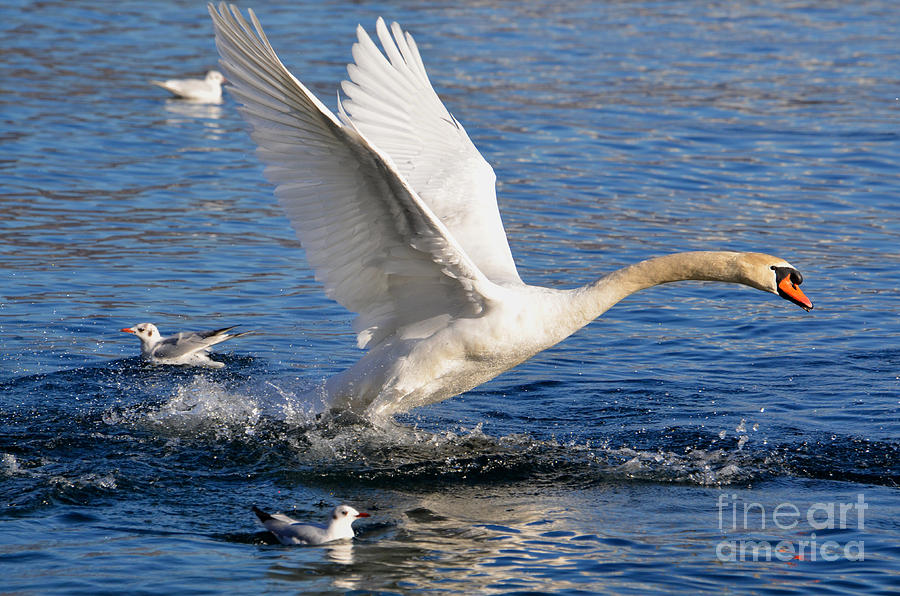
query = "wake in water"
xmin=2 ymin=360 xmax=896 ymax=520
xmin=102 ymin=376 xmax=321 ymax=438
xmin=91 ymin=372 xmax=781 ymax=487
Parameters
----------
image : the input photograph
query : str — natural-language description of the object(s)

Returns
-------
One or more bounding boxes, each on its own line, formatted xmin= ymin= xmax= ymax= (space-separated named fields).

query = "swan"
xmin=208 ymin=4 xmax=813 ymax=419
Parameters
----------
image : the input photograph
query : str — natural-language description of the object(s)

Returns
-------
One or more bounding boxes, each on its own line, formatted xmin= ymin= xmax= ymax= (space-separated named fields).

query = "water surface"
xmin=2 ymin=1 xmax=898 ymax=593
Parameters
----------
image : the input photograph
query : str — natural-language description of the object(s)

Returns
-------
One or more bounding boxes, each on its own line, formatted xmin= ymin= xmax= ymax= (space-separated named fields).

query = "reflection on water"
xmin=324 ymin=541 xmax=355 ymax=565
xmin=245 ymin=482 xmax=899 ymax=593
xmin=163 ymin=99 xmax=224 ymax=122
xmin=161 ymin=99 xmax=226 ymax=140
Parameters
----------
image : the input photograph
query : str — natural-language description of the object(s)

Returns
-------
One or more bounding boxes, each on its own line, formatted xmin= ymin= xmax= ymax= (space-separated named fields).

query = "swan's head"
xmin=121 ymin=322 xmax=162 ymax=344
xmin=740 ymin=253 xmax=813 ymax=311
xmin=205 ymin=70 xmax=225 ymax=84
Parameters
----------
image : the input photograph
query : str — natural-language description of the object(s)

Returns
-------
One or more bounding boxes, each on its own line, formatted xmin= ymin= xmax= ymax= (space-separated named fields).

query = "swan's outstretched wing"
xmin=339 ymin=18 xmax=522 ymax=285
xmin=209 ymin=3 xmax=494 ymax=348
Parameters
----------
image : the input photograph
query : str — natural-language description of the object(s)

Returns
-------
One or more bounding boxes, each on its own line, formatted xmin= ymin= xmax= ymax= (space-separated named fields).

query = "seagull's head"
xmin=121 ymin=323 xmax=162 ymax=344
xmin=331 ymin=505 xmax=370 ymax=527
xmin=206 ymin=70 xmax=226 ymax=85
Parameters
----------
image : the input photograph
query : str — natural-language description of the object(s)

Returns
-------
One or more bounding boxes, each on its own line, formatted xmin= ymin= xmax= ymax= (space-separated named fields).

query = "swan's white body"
xmin=209 ymin=5 xmax=812 ymax=419
xmin=151 ymin=70 xmax=225 ymax=103
xmin=121 ymin=322 xmax=249 ymax=368
xmin=253 ymin=505 xmax=370 ymax=545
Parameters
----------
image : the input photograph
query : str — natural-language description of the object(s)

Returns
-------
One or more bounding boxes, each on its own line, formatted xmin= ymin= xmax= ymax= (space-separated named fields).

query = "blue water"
xmin=2 ymin=0 xmax=899 ymax=593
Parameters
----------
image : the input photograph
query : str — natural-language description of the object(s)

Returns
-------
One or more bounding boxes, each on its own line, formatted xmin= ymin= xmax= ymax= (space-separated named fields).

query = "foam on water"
xmin=2 ymin=453 xmax=24 ymax=476
xmin=96 ymin=373 xmax=773 ymax=487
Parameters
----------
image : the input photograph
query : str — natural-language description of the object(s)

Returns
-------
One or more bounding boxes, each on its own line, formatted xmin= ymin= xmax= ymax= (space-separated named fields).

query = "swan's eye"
xmin=771 ymin=265 xmax=812 ymax=310
xmin=771 ymin=266 xmax=802 ymax=288
xmin=342 ymin=510 xmax=348 ymax=516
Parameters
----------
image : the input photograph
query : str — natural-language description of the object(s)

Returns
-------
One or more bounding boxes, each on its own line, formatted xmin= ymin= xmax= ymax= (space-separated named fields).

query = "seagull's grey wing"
xmin=284 ymin=522 xmax=329 ymax=544
xmin=264 ymin=520 xmax=327 ymax=545
xmin=151 ymin=332 xmax=216 ymax=359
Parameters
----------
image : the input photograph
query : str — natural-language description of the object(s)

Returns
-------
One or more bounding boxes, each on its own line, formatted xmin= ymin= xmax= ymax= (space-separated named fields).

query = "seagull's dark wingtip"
xmin=252 ymin=506 xmax=272 ymax=522
xmin=209 ymin=325 xmax=239 ymax=337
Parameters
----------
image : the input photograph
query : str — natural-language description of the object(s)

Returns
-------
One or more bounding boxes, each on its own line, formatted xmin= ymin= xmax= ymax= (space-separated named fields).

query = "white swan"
xmin=208 ymin=4 xmax=813 ymax=419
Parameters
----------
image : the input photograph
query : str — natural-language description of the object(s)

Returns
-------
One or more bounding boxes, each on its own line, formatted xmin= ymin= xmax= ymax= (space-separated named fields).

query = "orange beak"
xmin=356 ymin=512 xmax=370 ymax=518
xmin=777 ymin=276 xmax=813 ymax=311
xmin=121 ymin=327 xmax=136 ymax=334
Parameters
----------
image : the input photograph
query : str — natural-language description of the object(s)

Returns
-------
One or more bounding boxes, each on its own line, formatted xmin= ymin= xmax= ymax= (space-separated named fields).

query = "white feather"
xmin=210 ymin=5 xmax=494 ymax=351
xmin=340 ymin=18 xmax=522 ymax=285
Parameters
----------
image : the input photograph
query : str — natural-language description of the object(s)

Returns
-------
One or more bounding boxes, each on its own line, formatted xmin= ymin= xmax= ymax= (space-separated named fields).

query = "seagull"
xmin=252 ymin=505 xmax=370 ymax=545
xmin=208 ymin=5 xmax=813 ymax=420
xmin=120 ymin=322 xmax=250 ymax=368
xmin=151 ymin=70 xmax=225 ymax=103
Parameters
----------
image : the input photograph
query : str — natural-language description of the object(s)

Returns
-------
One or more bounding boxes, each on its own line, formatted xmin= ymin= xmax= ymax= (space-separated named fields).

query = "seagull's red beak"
xmin=121 ymin=327 xmax=135 ymax=334
xmin=356 ymin=512 xmax=370 ymax=518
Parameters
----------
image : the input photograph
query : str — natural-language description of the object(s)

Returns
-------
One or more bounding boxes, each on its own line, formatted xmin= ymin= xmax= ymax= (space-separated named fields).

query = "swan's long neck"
xmin=569 ymin=251 xmax=762 ymax=325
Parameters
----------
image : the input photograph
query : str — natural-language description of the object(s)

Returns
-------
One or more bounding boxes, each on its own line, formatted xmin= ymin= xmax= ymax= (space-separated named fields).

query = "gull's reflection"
xmin=163 ymin=99 xmax=224 ymax=121
xmin=324 ymin=540 xmax=354 ymax=565
xmin=325 ymin=541 xmax=362 ymax=590
xmin=162 ymin=99 xmax=225 ymax=138
xmin=260 ymin=539 xmax=363 ymax=592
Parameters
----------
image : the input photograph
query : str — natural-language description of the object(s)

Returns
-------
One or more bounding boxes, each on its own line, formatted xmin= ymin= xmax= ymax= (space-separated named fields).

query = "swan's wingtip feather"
xmin=209 ymin=3 xmax=501 ymax=396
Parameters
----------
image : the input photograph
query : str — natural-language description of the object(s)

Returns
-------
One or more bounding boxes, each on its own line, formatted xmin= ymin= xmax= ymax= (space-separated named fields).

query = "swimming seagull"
xmin=151 ymin=70 xmax=225 ymax=103
xmin=252 ymin=505 xmax=370 ymax=545
xmin=208 ymin=4 xmax=813 ymax=420
xmin=120 ymin=323 xmax=250 ymax=368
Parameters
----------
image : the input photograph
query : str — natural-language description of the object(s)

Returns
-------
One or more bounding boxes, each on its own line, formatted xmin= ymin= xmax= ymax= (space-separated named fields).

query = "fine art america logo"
xmin=716 ymin=494 xmax=867 ymax=562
